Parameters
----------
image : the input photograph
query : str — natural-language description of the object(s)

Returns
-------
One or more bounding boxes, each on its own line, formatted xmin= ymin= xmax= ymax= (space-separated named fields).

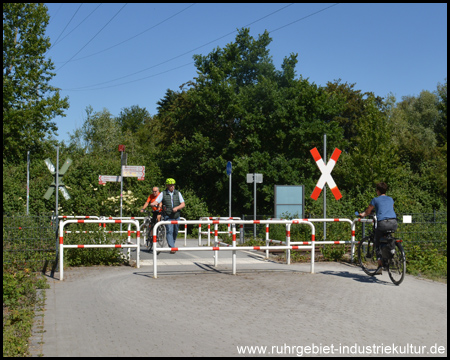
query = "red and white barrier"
xmin=152 ymin=219 xmax=315 ymax=279
xmin=58 ymin=219 xmax=140 ymax=281
xmin=198 ymin=217 xmax=241 ymax=246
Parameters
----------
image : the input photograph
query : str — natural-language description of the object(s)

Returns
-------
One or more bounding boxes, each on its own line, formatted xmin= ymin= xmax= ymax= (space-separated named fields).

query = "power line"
xmin=62 ymin=3 xmax=340 ymax=92
xmin=64 ymin=3 xmax=295 ymax=91
xmin=49 ymin=3 xmax=103 ymax=51
xmin=48 ymin=3 xmax=83 ymax=52
xmin=56 ymin=3 xmax=128 ymax=72
xmin=55 ymin=3 xmax=196 ymax=64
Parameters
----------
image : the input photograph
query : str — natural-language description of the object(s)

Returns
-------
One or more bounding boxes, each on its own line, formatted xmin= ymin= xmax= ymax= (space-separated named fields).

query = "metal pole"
xmin=120 ymin=151 xmax=123 ymax=233
xmin=229 ymin=168 xmax=232 ymax=218
xmin=254 ymin=174 xmax=257 ymax=239
xmin=26 ymin=151 xmax=30 ymax=215
xmin=323 ymin=134 xmax=327 ymax=240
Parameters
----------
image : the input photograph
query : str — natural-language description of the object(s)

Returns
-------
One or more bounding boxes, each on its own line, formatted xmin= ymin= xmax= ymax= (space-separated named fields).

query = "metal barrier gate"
xmin=152 ymin=219 xmax=316 ymax=278
xmin=59 ymin=219 xmax=140 ymax=280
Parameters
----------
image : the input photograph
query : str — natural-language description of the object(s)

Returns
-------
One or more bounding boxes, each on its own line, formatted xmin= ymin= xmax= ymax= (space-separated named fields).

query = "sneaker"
xmin=374 ymin=267 xmax=383 ymax=275
xmin=170 ymin=251 xmax=176 ymax=254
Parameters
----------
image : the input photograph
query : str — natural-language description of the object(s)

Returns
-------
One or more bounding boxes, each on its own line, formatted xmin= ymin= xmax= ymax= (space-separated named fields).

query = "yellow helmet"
xmin=165 ymin=178 xmax=176 ymax=185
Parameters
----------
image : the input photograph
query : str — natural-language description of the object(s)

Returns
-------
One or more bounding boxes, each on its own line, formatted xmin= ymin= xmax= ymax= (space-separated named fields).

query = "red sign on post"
xmin=118 ymin=145 xmax=125 ymax=152
xmin=310 ymin=147 xmax=342 ymax=201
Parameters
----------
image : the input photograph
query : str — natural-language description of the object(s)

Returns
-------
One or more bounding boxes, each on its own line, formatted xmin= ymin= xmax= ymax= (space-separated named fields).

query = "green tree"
xmin=3 ymin=3 xmax=69 ymax=164
xmin=68 ymin=106 xmax=121 ymax=154
xmin=150 ymin=28 xmax=344 ymax=216
xmin=116 ymin=105 xmax=151 ymax=133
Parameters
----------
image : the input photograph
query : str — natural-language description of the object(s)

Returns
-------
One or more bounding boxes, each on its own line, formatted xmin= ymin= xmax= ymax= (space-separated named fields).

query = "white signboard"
xmin=122 ymin=166 xmax=145 ymax=180
xmin=99 ymin=175 xmax=122 ymax=185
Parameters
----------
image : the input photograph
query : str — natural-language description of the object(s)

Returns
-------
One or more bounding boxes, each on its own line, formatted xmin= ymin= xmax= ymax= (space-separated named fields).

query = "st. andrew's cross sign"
xmin=310 ymin=147 xmax=342 ymax=201
xmin=43 ymin=158 xmax=72 ymax=200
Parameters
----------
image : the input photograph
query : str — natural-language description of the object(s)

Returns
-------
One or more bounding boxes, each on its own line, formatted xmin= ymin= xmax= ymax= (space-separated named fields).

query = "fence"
xmin=3 ymin=213 xmax=56 ymax=271
xmin=152 ymin=219 xmax=316 ymax=278
xmin=58 ymin=219 xmax=141 ymax=281
xmin=242 ymin=212 xmax=447 ymax=257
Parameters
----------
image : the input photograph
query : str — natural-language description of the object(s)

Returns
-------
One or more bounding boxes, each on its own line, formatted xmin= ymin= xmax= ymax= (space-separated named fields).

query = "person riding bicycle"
xmin=150 ymin=178 xmax=185 ymax=252
xmin=359 ymin=182 xmax=398 ymax=274
xmin=141 ymin=186 xmax=162 ymax=223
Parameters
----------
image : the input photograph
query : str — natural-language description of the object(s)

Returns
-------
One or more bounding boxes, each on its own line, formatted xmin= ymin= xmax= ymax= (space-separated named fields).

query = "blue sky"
xmin=44 ymin=3 xmax=447 ymax=144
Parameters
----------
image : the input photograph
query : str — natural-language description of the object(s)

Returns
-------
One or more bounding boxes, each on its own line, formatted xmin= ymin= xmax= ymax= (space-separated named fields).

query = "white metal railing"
xmin=58 ymin=219 xmax=140 ymax=281
xmin=152 ymin=219 xmax=315 ymax=279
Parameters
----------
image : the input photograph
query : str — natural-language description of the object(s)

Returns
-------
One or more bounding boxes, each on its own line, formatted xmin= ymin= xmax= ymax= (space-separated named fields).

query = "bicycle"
xmin=142 ymin=209 xmax=167 ymax=254
xmin=355 ymin=212 xmax=406 ymax=285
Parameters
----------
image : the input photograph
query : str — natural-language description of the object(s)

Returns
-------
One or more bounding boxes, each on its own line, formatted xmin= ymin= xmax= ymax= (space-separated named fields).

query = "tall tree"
xmin=3 ymin=3 xmax=69 ymax=164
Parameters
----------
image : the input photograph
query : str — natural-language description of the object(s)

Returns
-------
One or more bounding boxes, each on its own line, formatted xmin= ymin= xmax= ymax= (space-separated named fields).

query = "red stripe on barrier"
xmin=292 ymin=246 xmax=299 ymax=250
xmin=233 ymin=234 xmax=236 ymax=241
xmin=171 ymin=221 xmax=178 ymax=224
xmin=213 ymin=220 xmax=219 ymax=224
xmin=310 ymin=147 xmax=321 ymax=162
xmin=115 ymin=244 xmax=121 ymax=248
xmin=60 ymin=237 xmax=64 ymax=244
xmin=127 ymin=230 xmax=131 ymax=236
xmin=312 ymin=235 xmax=315 ymax=241
xmin=302 ymin=242 xmax=309 ymax=245
xmin=62 ymin=216 xmax=68 ymax=218
xmin=78 ymin=245 xmax=84 ymax=248
xmin=334 ymin=241 xmax=340 ymax=244
xmin=311 ymin=186 xmax=322 ymax=200
xmin=253 ymin=246 xmax=260 ymax=250
xmin=172 ymin=248 xmax=179 ymax=251
xmin=351 ymin=230 xmax=355 ymax=236
xmin=266 ymin=226 xmax=269 ymax=232
xmin=137 ymin=231 xmax=140 ymax=237
xmin=215 ymin=230 xmax=218 ymax=236
xmin=253 ymin=220 xmax=260 ymax=224
xmin=153 ymin=235 xmax=157 ymax=243
xmin=330 ymin=148 xmax=342 ymax=162
xmin=115 ymin=220 xmax=121 ymax=223
xmin=334 ymin=218 xmax=340 ymax=221
xmin=286 ymin=231 xmax=291 ymax=237
xmin=77 ymin=220 xmax=85 ymax=223
xmin=212 ymin=247 xmax=220 ymax=250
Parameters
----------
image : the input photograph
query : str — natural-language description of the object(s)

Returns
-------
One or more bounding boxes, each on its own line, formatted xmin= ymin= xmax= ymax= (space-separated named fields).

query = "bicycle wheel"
xmin=156 ymin=224 xmax=166 ymax=252
xmin=358 ymin=237 xmax=379 ymax=276
xmin=144 ymin=221 xmax=153 ymax=252
xmin=387 ymin=241 xmax=406 ymax=286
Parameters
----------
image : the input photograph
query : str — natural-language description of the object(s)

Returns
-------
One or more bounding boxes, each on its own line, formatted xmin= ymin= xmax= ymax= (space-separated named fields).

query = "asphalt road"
xmin=30 ymin=239 xmax=447 ymax=357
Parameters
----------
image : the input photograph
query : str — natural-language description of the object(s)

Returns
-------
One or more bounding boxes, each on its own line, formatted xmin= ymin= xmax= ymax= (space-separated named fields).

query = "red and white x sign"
xmin=310 ymin=147 xmax=342 ymax=201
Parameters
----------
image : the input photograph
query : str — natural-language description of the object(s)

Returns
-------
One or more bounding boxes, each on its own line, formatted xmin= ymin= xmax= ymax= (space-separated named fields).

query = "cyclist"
xmin=359 ymin=182 xmax=398 ymax=274
xmin=150 ymin=178 xmax=185 ymax=252
xmin=141 ymin=186 xmax=162 ymax=223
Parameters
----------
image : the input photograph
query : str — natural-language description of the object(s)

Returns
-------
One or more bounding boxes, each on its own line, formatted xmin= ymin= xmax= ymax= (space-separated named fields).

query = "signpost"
xmin=247 ymin=173 xmax=263 ymax=238
xmin=100 ymin=146 xmax=145 ymax=232
xmin=226 ymin=161 xmax=232 ymax=217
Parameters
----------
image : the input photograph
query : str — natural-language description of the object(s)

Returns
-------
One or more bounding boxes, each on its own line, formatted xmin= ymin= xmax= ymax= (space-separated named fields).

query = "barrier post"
xmin=232 ymin=224 xmax=237 ymax=275
xmin=286 ymin=223 xmax=291 ymax=265
xmin=214 ymin=221 xmax=218 ymax=267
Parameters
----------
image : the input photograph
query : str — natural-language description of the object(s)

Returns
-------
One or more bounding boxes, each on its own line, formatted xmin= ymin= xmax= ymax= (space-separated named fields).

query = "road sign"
xmin=99 ymin=175 xmax=122 ymax=185
xmin=43 ymin=158 xmax=72 ymax=200
xmin=247 ymin=173 xmax=263 ymax=183
xmin=310 ymin=147 xmax=342 ymax=200
xmin=226 ymin=161 xmax=232 ymax=176
xmin=122 ymin=166 xmax=145 ymax=180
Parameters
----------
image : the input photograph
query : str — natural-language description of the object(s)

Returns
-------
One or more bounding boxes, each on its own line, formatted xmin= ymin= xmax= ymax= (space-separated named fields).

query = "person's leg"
xmin=164 ymin=215 xmax=175 ymax=248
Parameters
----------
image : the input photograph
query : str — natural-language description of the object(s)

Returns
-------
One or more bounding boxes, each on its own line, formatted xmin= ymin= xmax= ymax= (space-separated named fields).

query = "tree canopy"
xmin=3 ymin=25 xmax=447 ymax=220
xmin=3 ymin=3 xmax=69 ymax=164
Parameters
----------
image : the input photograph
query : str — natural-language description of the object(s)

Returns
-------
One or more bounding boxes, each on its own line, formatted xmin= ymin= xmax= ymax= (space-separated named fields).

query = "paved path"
xmin=31 ymin=239 xmax=447 ymax=357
